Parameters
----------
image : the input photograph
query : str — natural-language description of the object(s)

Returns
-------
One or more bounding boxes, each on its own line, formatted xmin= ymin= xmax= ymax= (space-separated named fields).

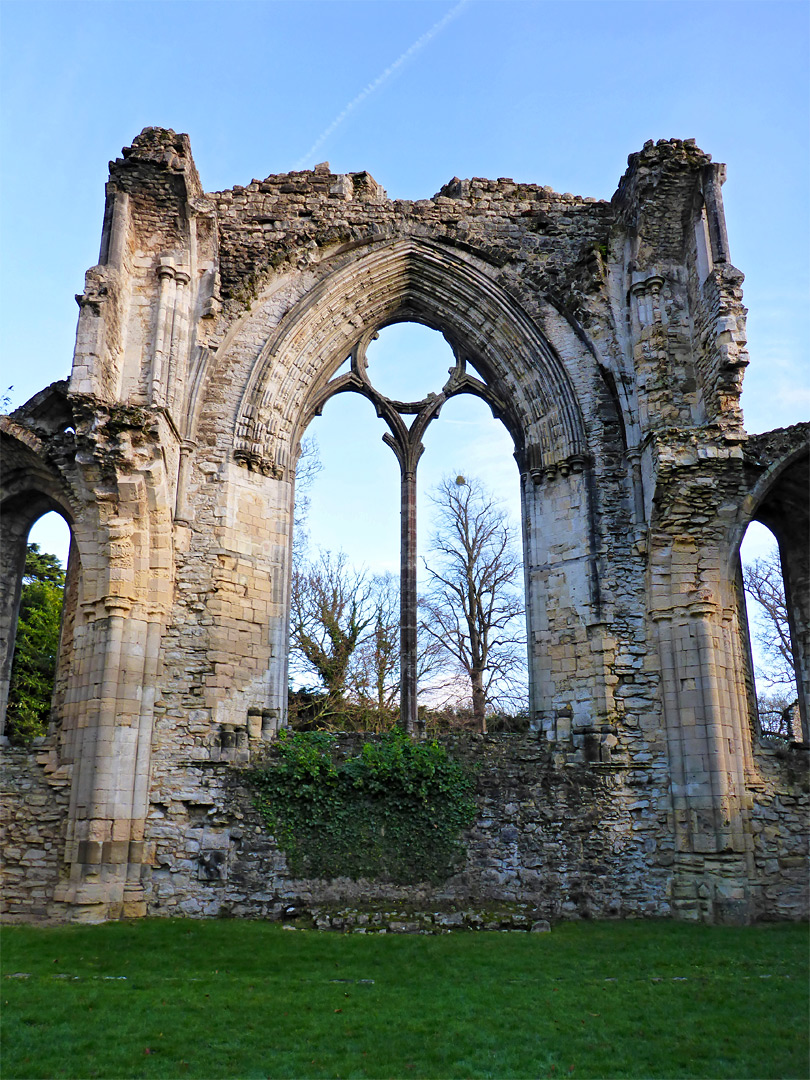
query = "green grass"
xmin=1 ymin=919 xmax=807 ymax=1079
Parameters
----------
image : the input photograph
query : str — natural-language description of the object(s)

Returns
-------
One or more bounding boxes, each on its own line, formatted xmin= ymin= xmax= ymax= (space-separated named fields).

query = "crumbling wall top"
xmin=613 ymin=138 xmax=716 ymax=213
xmin=744 ymin=422 xmax=810 ymax=465
xmin=110 ymin=126 xmax=202 ymax=202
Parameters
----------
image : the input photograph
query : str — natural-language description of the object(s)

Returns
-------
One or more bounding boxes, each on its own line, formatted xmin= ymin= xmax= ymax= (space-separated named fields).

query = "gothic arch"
xmin=226 ymin=238 xmax=588 ymax=480
xmin=732 ymin=439 xmax=810 ymax=567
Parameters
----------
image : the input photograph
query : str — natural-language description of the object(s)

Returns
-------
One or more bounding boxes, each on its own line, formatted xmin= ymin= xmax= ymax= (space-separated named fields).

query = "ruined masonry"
xmin=1 ymin=129 xmax=807 ymax=925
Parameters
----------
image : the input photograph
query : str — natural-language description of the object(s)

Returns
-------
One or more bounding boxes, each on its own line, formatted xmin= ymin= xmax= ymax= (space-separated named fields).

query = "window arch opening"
xmin=740 ymin=521 xmax=804 ymax=742
xmin=289 ymin=321 xmax=527 ymax=736
xmin=4 ymin=510 xmax=72 ymax=746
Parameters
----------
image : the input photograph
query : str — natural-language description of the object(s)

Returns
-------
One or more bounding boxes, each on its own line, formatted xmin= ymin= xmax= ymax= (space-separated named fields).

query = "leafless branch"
xmin=419 ymin=475 xmax=527 ymax=731
xmin=743 ymin=548 xmax=796 ymax=689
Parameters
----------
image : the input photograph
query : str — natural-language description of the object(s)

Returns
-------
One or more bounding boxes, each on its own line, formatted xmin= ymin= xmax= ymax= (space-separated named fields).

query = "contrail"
xmin=293 ymin=0 xmax=469 ymax=170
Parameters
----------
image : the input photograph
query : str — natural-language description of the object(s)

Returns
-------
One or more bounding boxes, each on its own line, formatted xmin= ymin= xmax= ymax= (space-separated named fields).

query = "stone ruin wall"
xmin=2 ymin=731 xmax=807 ymax=925
xmin=1 ymin=747 xmax=71 ymax=922
xmin=1 ymin=129 xmax=808 ymax=925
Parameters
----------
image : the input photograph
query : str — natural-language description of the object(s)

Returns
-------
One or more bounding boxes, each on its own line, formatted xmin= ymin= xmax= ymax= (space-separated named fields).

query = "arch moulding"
xmin=222 ymin=237 xmax=587 ymax=483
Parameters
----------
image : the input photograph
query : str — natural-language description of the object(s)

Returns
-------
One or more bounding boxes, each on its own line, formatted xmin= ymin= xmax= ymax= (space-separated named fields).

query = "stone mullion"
xmin=399 ymin=465 xmax=419 ymax=735
xmin=379 ymin=421 xmax=425 ymax=737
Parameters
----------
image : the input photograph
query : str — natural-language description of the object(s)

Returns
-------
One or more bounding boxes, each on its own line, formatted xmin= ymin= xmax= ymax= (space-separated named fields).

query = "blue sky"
xmin=2 ymin=0 xmax=807 ymax=570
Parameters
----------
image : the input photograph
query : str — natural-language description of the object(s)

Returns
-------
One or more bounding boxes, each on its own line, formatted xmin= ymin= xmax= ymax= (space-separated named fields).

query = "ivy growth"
xmin=248 ymin=729 xmax=476 ymax=883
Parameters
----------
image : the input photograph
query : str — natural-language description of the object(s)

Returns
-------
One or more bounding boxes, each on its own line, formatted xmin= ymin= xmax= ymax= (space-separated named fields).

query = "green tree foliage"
xmin=6 ymin=544 xmax=66 ymax=745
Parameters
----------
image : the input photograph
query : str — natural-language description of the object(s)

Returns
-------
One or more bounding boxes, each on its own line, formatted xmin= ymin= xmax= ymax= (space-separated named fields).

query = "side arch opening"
xmin=736 ymin=443 xmax=809 ymax=743
xmin=1 ymin=500 xmax=80 ymax=744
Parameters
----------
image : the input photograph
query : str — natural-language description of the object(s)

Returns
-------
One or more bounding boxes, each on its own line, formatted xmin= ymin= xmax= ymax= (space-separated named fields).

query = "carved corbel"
xmin=233 ymin=447 xmax=283 ymax=478
xmin=202 ymin=296 xmax=221 ymax=319
xmin=529 ymin=453 xmax=589 ymax=485
xmin=630 ymin=273 xmax=666 ymax=327
xmin=234 ymin=401 xmax=285 ymax=477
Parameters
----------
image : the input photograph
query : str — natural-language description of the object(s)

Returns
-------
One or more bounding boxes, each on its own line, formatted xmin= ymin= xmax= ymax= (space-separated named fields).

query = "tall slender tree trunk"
xmin=471 ymin=669 xmax=486 ymax=733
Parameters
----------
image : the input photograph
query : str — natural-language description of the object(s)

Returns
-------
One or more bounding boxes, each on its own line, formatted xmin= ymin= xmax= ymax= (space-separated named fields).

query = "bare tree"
xmin=742 ymin=546 xmax=800 ymax=737
xmin=292 ymin=437 xmax=322 ymax=567
xmin=420 ymin=476 xmax=526 ymax=733
xmin=743 ymin=548 xmax=796 ymax=690
xmin=350 ymin=572 xmax=400 ymax=720
xmin=756 ymin=690 xmax=802 ymax=740
xmin=348 ymin=572 xmax=444 ymax=727
xmin=289 ymin=550 xmax=374 ymax=709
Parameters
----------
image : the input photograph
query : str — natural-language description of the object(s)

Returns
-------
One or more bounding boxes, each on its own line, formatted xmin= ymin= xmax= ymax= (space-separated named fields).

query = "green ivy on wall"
xmin=248 ymin=729 xmax=476 ymax=883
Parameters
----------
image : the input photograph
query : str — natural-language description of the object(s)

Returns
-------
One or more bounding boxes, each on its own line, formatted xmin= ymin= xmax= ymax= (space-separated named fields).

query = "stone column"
xmin=653 ymin=572 xmax=755 ymax=921
xmin=150 ymin=258 xmax=177 ymax=406
xmin=399 ymin=465 xmax=419 ymax=735
xmin=174 ymin=440 xmax=196 ymax=527
xmin=166 ymin=267 xmax=191 ymax=418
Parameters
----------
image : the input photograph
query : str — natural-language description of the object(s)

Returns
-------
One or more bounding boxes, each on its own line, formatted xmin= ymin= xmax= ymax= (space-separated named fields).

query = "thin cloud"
xmin=293 ymin=0 xmax=468 ymax=170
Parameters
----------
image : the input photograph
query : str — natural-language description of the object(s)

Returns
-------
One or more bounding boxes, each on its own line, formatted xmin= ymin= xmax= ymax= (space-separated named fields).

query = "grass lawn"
xmin=1 ymin=919 xmax=807 ymax=1079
